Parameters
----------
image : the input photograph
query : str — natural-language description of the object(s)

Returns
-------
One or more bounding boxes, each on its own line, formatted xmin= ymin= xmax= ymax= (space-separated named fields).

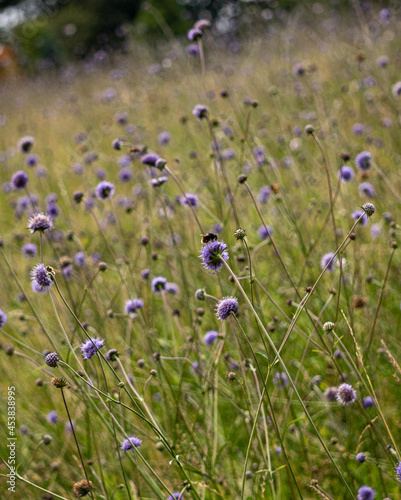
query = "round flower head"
xmin=395 ymin=461 xmax=401 ymax=482
xmin=26 ymin=154 xmax=39 ymax=167
xmin=258 ymin=225 xmax=273 ymax=240
xmin=141 ymin=153 xmax=159 ymax=166
xmin=359 ymin=182 xmax=375 ymax=198
xmin=200 ymin=240 xmax=229 ymax=273
xmin=121 ymin=435 xmax=142 ymax=451
xmin=179 ymin=193 xmax=198 ymax=208
xmin=357 ymin=486 xmax=375 ymax=500
xmin=166 ymin=282 xmax=179 ymax=295
xmin=203 ymin=330 xmax=219 ymax=346
xmin=11 ymin=170 xmax=29 ymax=190
xmin=46 ymin=410 xmax=58 ymax=424
xmin=336 ymin=383 xmax=357 ymax=406
xmin=0 ymin=309 xmax=7 ymax=328
xmin=324 ymin=386 xmax=338 ymax=402
xmin=112 ymin=138 xmax=121 ymax=150
xmin=192 ymin=104 xmax=208 ymax=120
xmin=45 ymin=352 xmax=58 ymax=367
xmin=187 ymin=43 xmax=200 ymax=56
xmin=352 ymin=210 xmax=368 ymax=227
xmin=27 ymin=213 xmax=53 ymax=233
xmin=338 ymin=166 xmax=355 ymax=182
xmin=18 ymin=136 xmax=35 ymax=153
xmin=125 ymin=298 xmax=144 ymax=314
xmin=362 ymin=203 xmax=375 ymax=217
xmin=151 ymin=276 xmax=167 ymax=294
xmin=363 ymin=396 xmax=374 ymax=408
xmin=31 ymin=263 xmax=53 ymax=293
xmin=95 ymin=181 xmax=115 ymax=200
xmin=356 ymin=452 xmax=366 ymax=463
xmin=392 ymin=81 xmax=401 ymax=98
xmin=320 ymin=252 xmax=336 ymax=272
xmin=188 ymin=28 xmax=202 ymax=41
xmin=158 ymin=131 xmax=171 ymax=145
xmin=74 ymin=252 xmax=86 ymax=267
xmin=81 ymin=337 xmax=104 ymax=360
xmin=273 ymin=372 xmax=289 ymax=389
xmin=355 ymin=151 xmax=372 ymax=171
xmin=216 ymin=296 xmax=239 ymax=321
xmin=257 ymin=186 xmax=271 ymax=204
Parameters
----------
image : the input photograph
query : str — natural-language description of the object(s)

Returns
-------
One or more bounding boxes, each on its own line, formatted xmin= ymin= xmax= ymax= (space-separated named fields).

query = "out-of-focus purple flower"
xmin=18 ymin=136 xmax=35 ymax=153
xmin=356 ymin=452 xmax=366 ymax=463
xmin=46 ymin=410 xmax=58 ymax=424
xmin=324 ymin=387 xmax=338 ymax=402
xmin=253 ymin=145 xmax=266 ymax=166
xmin=355 ymin=151 xmax=372 ymax=171
xmin=187 ymin=44 xmax=200 ymax=57
xmin=158 ymin=131 xmax=171 ymax=145
xmin=320 ymin=252 xmax=336 ymax=272
xmin=26 ymin=154 xmax=39 ymax=167
xmin=22 ymin=243 xmax=37 ymax=258
xmin=151 ymin=276 xmax=167 ymax=294
xmin=356 ymin=486 xmax=375 ymax=500
xmin=178 ymin=193 xmax=198 ymax=209
xmin=121 ymin=435 xmax=142 ymax=451
xmin=11 ymin=171 xmax=29 ymax=190
xmin=188 ymin=28 xmax=202 ymax=41
xmin=370 ymin=224 xmax=381 ymax=239
xmin=118 ymin=167 xmax=133 ymax=183
xmin=221 ymin=148 xmax=235 ymax=160
xmin=95 ymin=168 xmax=107 ymax=180
xmin=73 ymin=163 xmax=84 ymax=175
xmin=273 ymin=372 xmax=289 ymax=389
xmin=74 ymin=252 xmax=86 ymax=267
xmin=258 ymin=186 xmax=271 ymax=204
xmin=166 ymin=282 xmax=179 ymax=295
xmin=81 ymin=338 xmax=104 ymax=360
xmin=112 ymin=138 xmax=121 ymax=150
xmin=258 ymin=225 xmax=273 ymax=240
xmin=192 ymin=104 xmax=208 ymax=120
xmin=336 ymin=383 xmax=357 ymax=405
xmin=352 ymin=123 xmax=364 ymax=136
xmin=203 ymin=330 xmax=219 ymax=345
xmin=125 ymin=299 xmax=144 ymax=314
xmin=376 ymin=55 xmax=389 ymax=68
xmin=363 ymin=396 xmax=374 ymax=408
xmin=95 ymin=181 xmax=115 ymax=200
xmin=141 ymin=153 xmax=159 ymax=166
xmin=115 ymin=111 xmax=128 ymax=125
xmin=0 ymin=309 xmax=7 ymax=328
xmin=380 ymin=8 xmax=391 ymax=21
xmin=392 ymin=81 xmax=401 ymax=98
xmin=338 ymin=166 xmax=355 ymax=182
xmin=359 ymin=182 xmax=375 ymax=198
xmin=352 ymin=210 xmax=368 ymax=227
xmin=47 ymin=203 xmax=60 ymax=218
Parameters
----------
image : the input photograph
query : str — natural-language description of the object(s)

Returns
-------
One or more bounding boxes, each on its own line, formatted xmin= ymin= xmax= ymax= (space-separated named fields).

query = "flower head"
xmin=81 ymin=338 xmax=104 ymax=360
xmin=27 ymin=213 xmax=53 ymax=233
xmin=258 ymin=225 xmax=273 ymax=240
xmin=31 ymin=263 xmax=53 ymax=293
xmin=216 ymin=296 xmax=239 ymax=321
xmin=395 ymin=461 xmax=401 ymax=483
xmin=355 ymin=151 xmax=372 ymax=171
xmin=178 ymin=193 xmax=199 ymax=208
xmin=95 ymin=181 xmax=115 ymax=200
xmin=0 ymin=309 xmax=7 ymax=328
xmin=257 ymin=186 xmax=271 ymax=204
xmin=188 ymin=28 xmax=202 ymax=41
xmin=338 ymin=166 xmax=355 ymax=182
xmin=359 ymin=182 xmax=375 ymax=198
xmin=141 ymin=153 xmax=159 ymax=166
xmin=22 ymin=243 xmax=37 ymax=258
xmin=203 ymin=331 xmax=219 ymax=346
xmin=336 ymin=383 xmax=357 ymax=406
xmin=392 ymin=81 xmax=401 ymax=98
xmin=18 ymin=136 xmax=35 ymax=153
xmin=273 ymin=372 xmax=289 ymax=389
xmin=324 ymin=387 xmax=338 ymax=402
xmin=125 ymin=298 xmax=144 ymax=314
xmin=151 ymin=276 xmax=167 ymax=294
xmin=47 ymin=410 xmax=58 ymax=424
xmin=352 ymin=210 xmax=368 ymax=226
xmin=73 ymin=479 xmax=93 ymax=498
xmin=121 ymin=435 xmax=142 ymax=451
xmin=356 ymin=452 xmax=366 ymax=463
xmin=320 ymin=252 xmax=336 ymax=272
xmin=363 ymin=396 xmax=374 ymax=408
xmin=362 ymin=203 xmax=375 ymax=217
xmin=45 ymin=352 xmax=58 ymax=367
xmin=192 ymin=104 xmax=208 ymax=120
xmin=200 ymin=240 xmax=229 ymax=273
xmin=11 ymin=170 xmax=29 ymax=190
xmin=356 ymin=486 xmax=375 ymax=500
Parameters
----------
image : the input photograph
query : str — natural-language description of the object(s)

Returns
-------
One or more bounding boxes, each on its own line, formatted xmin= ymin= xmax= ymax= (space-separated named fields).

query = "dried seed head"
xmin=51 ymin=377 xmax=68 ymax=389
xmin=73 ymin=479 xmax=94 ymax=498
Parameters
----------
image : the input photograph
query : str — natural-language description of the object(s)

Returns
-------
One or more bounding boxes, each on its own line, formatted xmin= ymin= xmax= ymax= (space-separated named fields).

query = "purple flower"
xmin=0 ymin=309 xmax=7 ymax=328
xmin=257 ymin=186 xmax=271 ymax=204
xmin=216 ymin=297 xmax=239 ymax=321
xmin=336 ymin=383 xmax=357 ymax=406
xmin=11 ymin=171 xmax=29 ymax=190
xmin=158 ymin=131 xmax=171 ymax=145
xmin=141 ymin=153 xmax=159 ymax=166
xmin=46 ymin=410 xmax=58 ymax=424
xmin=22 ymin=243 xmax=37 ymax=258
xmin=151 ymin=276 xmax=167 ymax=294
xmin=192 ymin=104 xmax=208 ymax=120
xmin=95 ymin=181 xmax=115 ymax=200
xmin=355 ymin=151 xmax=372 ymax=171
xmin=95 ymin=168 xmax=107 ymax=180
xmin=356 ymin=486 xmax=375 ymax=500
xmin=359 ymin=182 xmax=375 ymax=198
xmin=18 ymin=136 xmax=35 ymax=153
xmin=26 ymin=154 xmax=39 ymax=167
xmin=47 ymin=203 xmax=60 ymax=218
xmin=320 ymin=252 xmax=336 ymax=272
xmin=356 ymin=452 xmax=366 ymax=463
xmin=273 ymin=372 xmax=289 ymax=389
xmin=45 ymin=352 xmax=58 ymax=367
xmin=178 ymin=193 xmax=198 ymax=209
xmin=338 ymin=166 xmax=355 ymax=182
xmin=121 ymin=435 xmax=142 ymax=451
xmin=74 ymin=252 xmax=86 ymax=267
xmin=392 ymin=81 xmax=401 ymax=97
xmin=363 ymin=396 xmax=374 ymax=408
xmin=31 ymin=263 xmax=53 ymax=293
xmin=203 ymin=331 xmax=218 ymax=345
xmin=376 ymin=55 xmax=389 ymax=68
xmin=27 ymin=213 xmax=53 ymax=233
xmin=81 ymin=337 xmax=104 ymax=360
xmin=395 ymin=461 xmax=401 ymax=482
xmin=187 ymin=44 xmax=199 ymax=56
xmin=352 ymin=210 xmax=368 ymax=227
xmin=112 ymin=138 xmax=121 ymax=150
xmin=352 ymin=123 xmax=364 ymax=136
xmin=258 ymin=225 xmax=273 ymax=240
xmin=370 ymin=224 xmax=381 ymax=239
xmin=168 ymin=493 xmax=183 ymax=500
xmin=188 ymin=28 xmax=202 ymax=41
xmin=200 ymin=240 xmax=229 ymax=273
xmin=324 ymin=387 xmax=338 ymax=402
xmin=125 ymin=299 xmax=144 ymax=314
xmin=166 ymin=282 xmax=179 ymax=295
